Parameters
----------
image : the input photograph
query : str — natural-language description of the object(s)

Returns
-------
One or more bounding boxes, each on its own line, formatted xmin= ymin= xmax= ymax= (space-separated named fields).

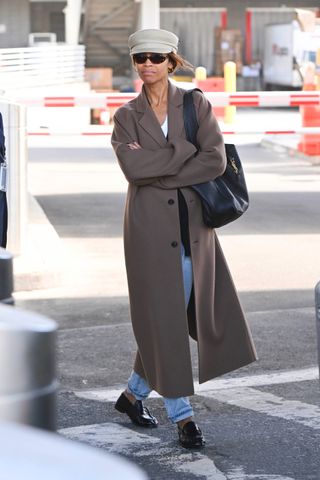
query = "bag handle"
xmin=183 ymin=88 xmax=203 ymax=150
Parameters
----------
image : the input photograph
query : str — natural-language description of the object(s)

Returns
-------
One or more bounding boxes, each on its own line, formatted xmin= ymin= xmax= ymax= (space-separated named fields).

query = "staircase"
xmin=83 ymin=0 xmax=140 ymax=74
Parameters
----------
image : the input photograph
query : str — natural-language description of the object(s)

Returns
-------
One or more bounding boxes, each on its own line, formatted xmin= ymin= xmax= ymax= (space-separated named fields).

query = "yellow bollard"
xmin=195 ymin=66 xmax=207 ymax=81
xmin=224 ymin=61 xmax=236 ymax=124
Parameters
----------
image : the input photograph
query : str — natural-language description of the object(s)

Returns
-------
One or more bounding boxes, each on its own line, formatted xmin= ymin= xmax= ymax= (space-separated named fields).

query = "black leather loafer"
xmin=115 ymin=392 xmax=158 ymax=428
xmin=178 ymin=421 xmax=205 ymax=448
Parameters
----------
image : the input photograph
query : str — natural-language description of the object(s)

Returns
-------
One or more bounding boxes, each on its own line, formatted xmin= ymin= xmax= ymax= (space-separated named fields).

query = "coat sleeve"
xmin=111 ymin=110 xmax=197 ymax=186
xmin=152 ymin=92 xmax=227 ymax=189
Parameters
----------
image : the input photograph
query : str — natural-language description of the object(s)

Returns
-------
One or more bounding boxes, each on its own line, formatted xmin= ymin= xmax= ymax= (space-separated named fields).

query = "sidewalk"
xmin=13 ymin=193 xmax=63 ymax=291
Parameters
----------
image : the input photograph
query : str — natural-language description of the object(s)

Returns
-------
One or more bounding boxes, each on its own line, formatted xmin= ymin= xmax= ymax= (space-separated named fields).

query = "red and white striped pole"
xmin=13 ymin=91 xmax=320 ymax=108
xmin=27 ymin=127 xmax=320 ymax=137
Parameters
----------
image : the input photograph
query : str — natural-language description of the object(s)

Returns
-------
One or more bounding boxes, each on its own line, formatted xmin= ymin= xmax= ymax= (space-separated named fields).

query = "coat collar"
xmin=134 ymin=81 xmax=185 ymax=146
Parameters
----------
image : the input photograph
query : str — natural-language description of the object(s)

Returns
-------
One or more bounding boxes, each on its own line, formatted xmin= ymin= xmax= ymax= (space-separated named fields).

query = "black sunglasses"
xmin=132 ymin=53 xmax=168 ymax=65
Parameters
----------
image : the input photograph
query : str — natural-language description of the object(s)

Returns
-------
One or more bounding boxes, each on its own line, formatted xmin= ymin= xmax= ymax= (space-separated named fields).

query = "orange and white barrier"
xmin=27 ymin=126 xmax=320 ymax=137
xmin=15 ymin=91 xmax=320 ymax=109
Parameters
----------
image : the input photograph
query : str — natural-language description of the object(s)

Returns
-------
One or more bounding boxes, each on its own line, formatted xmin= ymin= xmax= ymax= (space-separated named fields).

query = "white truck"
xmin=263 ymin=22 xmax=320 ymax=89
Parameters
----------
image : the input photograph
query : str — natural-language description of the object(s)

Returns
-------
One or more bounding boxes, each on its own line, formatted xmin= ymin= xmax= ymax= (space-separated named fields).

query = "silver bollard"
xmin=0 ymin=247 xmax=14 ymax=305
xmin=0 ymin=304 xmax=57 ymax=430
xmin=316 ymin=281 xmax=320 ymax=381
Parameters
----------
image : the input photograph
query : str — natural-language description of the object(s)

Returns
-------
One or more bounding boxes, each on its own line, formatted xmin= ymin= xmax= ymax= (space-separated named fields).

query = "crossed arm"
xmin=111 ymin=95 xmax=226 ymax=189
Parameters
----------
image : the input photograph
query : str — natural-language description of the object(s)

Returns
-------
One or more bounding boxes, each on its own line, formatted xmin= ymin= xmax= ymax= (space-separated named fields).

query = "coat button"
xmin=171 ymin=241 xmax=178 ymax=248
xmin=168 ymin=199 xmax=174 ymax=205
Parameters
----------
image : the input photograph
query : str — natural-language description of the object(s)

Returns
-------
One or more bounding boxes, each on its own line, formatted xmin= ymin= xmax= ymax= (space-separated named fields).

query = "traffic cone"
xmin=194 ymin=67 xmax=225 ymax=119
xmin=298 ymin=62 xmax=320 ymax=156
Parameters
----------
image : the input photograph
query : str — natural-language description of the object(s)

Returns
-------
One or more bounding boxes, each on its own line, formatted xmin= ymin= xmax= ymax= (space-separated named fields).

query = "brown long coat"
xmin=111 ymin=82 xmax=257 ymax=398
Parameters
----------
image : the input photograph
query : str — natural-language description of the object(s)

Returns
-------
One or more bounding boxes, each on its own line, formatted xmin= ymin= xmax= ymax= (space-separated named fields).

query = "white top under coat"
xmin=161 ymin=115 xmax=168 ymax=138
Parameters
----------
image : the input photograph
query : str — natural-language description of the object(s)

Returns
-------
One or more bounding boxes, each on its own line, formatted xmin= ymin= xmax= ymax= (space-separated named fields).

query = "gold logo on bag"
xmin=229 ymin=157 xmax=239 ymax=175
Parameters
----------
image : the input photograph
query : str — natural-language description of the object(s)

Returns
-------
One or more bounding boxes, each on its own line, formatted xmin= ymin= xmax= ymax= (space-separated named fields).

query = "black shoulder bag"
xmin=183 ymin=89 xmax=249 ymax=229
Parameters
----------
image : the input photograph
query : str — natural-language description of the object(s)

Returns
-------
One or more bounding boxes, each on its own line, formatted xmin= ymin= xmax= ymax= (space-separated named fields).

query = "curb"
xmin=261 ymin=138 xmax=320 ymax=165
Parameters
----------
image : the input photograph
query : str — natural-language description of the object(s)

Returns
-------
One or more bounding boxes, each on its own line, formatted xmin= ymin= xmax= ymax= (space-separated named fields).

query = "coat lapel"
xmin=167 ymin=81 xmax=185 ymax=142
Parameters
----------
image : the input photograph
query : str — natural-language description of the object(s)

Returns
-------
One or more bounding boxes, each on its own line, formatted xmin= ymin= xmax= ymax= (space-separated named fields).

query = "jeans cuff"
xmin=169 ymin=407 xmax=194 ymax=424
xmin=127 ymin=371 xmax=152 ymax=400
xmin=126 ymin=385 xmax=148 ymax=401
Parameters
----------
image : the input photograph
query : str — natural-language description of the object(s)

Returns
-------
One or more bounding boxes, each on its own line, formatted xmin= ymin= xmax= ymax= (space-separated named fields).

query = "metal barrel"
xmin=0 ymin=247 xmax=14 ymax=305
xmin=0 ymin=304 xmax=57 ymax=430
xmin=316 ymin=281 xmax=320 ymax=381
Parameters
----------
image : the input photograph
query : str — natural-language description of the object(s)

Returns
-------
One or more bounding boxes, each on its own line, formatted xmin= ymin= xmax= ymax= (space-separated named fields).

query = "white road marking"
xmin=73 ymin=367 xmax=320 ymax=434
xmin=59 ymin=422 xmax=159 ymax=454
xmin=74 ymin=367 xmax=319 ymax=403
xmin=195 ymin=367 xmax=318 ymax=393
xmin=207 ymin=387 xmax=320 ymax=430
xmin=59 ymin=423 xmax=228 ymax=480
xmin=227 ymin=468 xmax=295 ymax=480
xmin=172 ymin=454 xmax=227 ymax=480
xmin=59 ymin=423 xmax=298 ymax=480
xmin=68 ymin=368 xmax=320 ymax=478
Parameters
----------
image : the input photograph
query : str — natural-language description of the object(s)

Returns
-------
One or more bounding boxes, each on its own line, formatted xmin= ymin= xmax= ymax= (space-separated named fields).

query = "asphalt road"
xmin=16 ymin=137 xmax=320 ymax=480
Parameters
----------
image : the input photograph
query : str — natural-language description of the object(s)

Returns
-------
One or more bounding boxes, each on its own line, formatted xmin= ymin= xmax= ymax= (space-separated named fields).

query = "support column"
xmin=245 ymin=9 xmax=252 ymax=65
xmin=64 ymin=0 xmax=82 ymax=45
xmin=137 ymin=0 xmax=160 ymax=30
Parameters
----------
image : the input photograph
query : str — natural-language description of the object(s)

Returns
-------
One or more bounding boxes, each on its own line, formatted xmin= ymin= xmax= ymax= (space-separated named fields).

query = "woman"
xmin=111 ymin=28 xmax=257 ymax=449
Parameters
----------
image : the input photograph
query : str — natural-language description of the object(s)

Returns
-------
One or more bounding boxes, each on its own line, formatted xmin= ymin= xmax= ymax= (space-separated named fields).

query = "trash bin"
xmin=0 ymin=112 xmax=8 ymax=248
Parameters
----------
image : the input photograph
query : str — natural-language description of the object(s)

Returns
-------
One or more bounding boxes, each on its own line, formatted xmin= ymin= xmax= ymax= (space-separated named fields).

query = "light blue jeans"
xmin=127 ymin=245 xmax=194 ymax=423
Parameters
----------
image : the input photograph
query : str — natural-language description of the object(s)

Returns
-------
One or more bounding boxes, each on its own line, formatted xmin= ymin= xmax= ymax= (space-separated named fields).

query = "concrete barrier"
xmin=0 ymin=247 xmax=14 ymax=304
xmin=0 ymin=304 xmax=57 ymax=430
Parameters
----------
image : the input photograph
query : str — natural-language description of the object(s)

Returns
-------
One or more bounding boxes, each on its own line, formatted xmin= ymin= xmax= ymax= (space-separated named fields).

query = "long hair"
xmin=167 ymin=53 xmax=194 ymax=74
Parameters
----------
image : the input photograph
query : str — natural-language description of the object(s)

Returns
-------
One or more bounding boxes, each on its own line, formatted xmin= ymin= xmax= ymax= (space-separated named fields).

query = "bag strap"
xmin=183 ymin=88 xmax=203 ymax=150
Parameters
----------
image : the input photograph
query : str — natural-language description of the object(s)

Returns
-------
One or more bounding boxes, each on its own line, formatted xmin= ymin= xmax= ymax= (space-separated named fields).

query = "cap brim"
xmin=130 ymin=43 xmax=176 ymax=55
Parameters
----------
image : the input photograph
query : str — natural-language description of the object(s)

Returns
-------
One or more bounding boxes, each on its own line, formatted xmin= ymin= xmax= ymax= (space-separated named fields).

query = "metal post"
xmin=0 ymin=247 xmax=14 ymax=305
xmin=316 ymin=281 xmax=320 ymax=380
xmin=0 ymin=100 xmax=28 ymax=255
xmin=138 ymin=0 xmax=160 ymax=29
xmin=0 ymin=304 xmax=57 ymax=430
xmin=224 ymin=61 xmax=237 ymax=124
xmin=64 ymin=0 xmax=82 ymax=45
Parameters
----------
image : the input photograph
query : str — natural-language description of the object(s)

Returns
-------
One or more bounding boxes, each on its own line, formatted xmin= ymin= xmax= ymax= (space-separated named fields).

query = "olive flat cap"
xmin=128 ymin=28 xmax=179 ymax=55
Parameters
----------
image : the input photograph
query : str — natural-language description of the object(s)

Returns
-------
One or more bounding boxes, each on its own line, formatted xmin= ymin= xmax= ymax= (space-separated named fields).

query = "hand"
xmin=127 ymin=142 xmax=142 ymax=150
